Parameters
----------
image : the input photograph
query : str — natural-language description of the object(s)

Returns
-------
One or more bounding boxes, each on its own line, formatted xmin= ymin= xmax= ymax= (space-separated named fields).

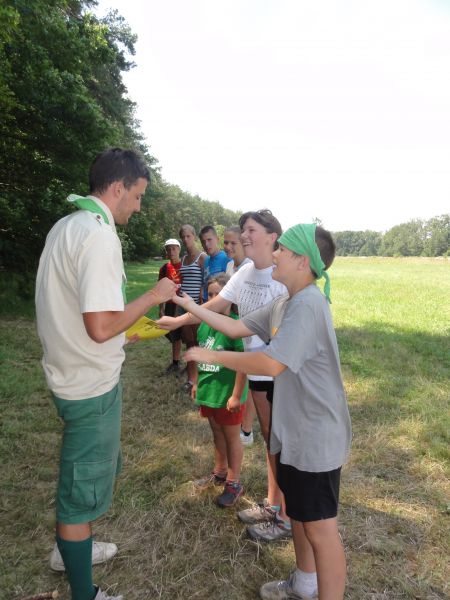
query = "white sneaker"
xmin=240 ymin=428 xmax=254 ymax=446
xmin=93 ymin=587 xmax=123 ymax=600
xmin=260 ymin=572 xmax=318 ymax=599
xmin=49 ymin=540 xmax=118 ymax=571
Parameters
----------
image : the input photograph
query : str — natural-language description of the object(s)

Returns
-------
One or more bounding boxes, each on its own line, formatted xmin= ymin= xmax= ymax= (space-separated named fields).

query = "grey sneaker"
xmin=260 ymin=572 xmax=317 ymax=599
xmin=49 ymin=540 xmax=118 ymax=572
xmin=248 ymin=518 xmax=293 ymax=542
xmin=237 ymin=498 xmax=275 ymax=524
xmin=193 ymin=472 xmax=226 ymax=489
xmin=94 ymin=587 xmax=124 ymax=600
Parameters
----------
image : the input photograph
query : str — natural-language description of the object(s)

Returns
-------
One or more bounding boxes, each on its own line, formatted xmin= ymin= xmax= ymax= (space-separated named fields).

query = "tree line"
xmin=1 ymin=2 xmax=448 ymax=304
xmin=333 ymin=214 xmax=449 ymax=257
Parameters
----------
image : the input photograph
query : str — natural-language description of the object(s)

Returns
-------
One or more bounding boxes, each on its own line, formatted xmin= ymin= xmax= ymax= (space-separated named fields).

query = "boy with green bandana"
xmin=35 ymin=148 xmax=177 ymax=600
xmin=174 ymin=224 xmax=351 ymax=600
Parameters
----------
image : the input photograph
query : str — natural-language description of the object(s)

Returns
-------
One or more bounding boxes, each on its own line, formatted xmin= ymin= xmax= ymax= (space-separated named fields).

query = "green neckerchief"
xmin=67 ymin=194 xmax=110 ymax=225
xmin=67 ymin=194 xmax=127 ymax=303
xmin=278 ymin=223 xmax=331 ymax=303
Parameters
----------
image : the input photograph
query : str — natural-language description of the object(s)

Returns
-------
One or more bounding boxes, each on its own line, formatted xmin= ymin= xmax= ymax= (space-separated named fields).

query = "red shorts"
xmin=199 ymin=404 xmax=244 ymax=426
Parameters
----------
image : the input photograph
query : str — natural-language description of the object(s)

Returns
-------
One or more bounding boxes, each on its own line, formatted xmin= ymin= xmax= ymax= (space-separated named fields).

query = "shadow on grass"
xmin=336 ymin=323 xmax=449 ymax=461
xmin=2 ymin=320 xmax=449 ymax=599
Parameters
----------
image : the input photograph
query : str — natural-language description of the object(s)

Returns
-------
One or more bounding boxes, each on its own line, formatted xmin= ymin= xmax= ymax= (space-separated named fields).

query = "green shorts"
xmin=53 ymin=382 xmax=122 ymax=525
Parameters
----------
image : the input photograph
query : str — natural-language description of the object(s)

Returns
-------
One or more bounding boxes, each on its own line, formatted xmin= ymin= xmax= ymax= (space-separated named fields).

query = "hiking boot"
xmin=248 ymin=518 xmax=293 ymax=542
xmin=237 ymin=498 xmax=275 ymax=524
xmin=260 ymin=572 xmax=317 ymax=599
xmin=240 ymin=428 xmax=254 ymax=446
xmin=217 ymin=481 xmax=244 ymax=508
xmin=193 ymin=472 xmax=227 ymax=489
xmin=49 ymin=540 xmax=118 ymax=571
xmin=93 ymin=587 xmax=124 ymax=600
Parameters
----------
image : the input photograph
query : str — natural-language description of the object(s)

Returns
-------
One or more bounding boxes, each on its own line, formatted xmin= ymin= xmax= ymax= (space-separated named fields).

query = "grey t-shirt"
xmin=242 ymin=284 xmax=351 ymax=472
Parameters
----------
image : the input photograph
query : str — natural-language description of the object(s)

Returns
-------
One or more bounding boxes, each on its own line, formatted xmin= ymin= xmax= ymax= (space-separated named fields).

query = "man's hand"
xmin=151 ymin=277 xmax=178 ymax=304
xmin=226 ymin=395 xmax=240 ymax=413
xmin=191 ymin=383 xmax=197 ymax=401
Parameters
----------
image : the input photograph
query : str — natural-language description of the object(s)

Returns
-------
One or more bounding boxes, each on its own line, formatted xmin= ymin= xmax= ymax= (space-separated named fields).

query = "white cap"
xmin=164 ymin=238 xmax=180 ymax=247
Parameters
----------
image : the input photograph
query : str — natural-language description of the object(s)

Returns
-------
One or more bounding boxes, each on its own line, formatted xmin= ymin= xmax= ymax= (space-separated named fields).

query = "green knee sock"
xmin=56 ymin=535 xmax=96 ymax=600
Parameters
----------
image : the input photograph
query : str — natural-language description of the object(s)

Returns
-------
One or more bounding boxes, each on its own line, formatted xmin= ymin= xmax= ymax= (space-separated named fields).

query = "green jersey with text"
xmin=196 ymin=313 xmax=248 ymax=408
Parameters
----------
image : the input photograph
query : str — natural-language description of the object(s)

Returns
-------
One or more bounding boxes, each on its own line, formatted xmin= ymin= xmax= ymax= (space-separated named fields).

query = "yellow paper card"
xmin=126 ymin=316 xmax=167 ymax=340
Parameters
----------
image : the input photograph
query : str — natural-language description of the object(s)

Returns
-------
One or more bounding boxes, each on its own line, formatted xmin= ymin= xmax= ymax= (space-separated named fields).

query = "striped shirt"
xmin=179 ymin=253 xmax=205 ymax=304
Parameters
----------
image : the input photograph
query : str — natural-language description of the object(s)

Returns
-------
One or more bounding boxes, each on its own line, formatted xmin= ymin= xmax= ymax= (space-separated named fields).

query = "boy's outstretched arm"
xmin=157 ymin=292 xmax=232 ymax=330
xmin=157 ymin=311 xmax=192 ymax=330
xmin=184 ymin=348 xmax=286 ymax=378
xmin=172 ymin=293 xmax=253 ymax=339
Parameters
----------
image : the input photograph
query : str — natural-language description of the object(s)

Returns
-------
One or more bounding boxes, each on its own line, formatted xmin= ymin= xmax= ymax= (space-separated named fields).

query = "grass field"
xmin=0 ymin=257 xmax=449 ymax=600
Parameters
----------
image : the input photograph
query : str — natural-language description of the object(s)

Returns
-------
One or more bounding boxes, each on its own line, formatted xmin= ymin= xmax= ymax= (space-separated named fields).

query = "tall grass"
xmin=0 ymin=257 xmax=448 ymax=599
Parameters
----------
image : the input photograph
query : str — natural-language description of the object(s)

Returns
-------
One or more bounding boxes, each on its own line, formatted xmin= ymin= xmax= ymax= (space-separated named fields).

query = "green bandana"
xmin=278 ymin=223 xmax=331 ymax=303
xmin=67 ymin=194 xmax=127 ymax=303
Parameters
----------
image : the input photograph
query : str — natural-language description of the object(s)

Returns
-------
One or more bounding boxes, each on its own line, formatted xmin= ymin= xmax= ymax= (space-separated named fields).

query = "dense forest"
xmin=0 ymin=1 xmax=448 ymax=301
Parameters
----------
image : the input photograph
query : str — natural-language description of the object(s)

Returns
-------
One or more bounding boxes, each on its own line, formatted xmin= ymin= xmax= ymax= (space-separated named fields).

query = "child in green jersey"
xmin=192 ymin=273 xmax=248 ymax=508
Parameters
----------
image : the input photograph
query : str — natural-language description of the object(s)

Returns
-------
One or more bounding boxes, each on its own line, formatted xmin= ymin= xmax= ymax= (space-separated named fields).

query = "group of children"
xmin=157 ymin=212 xmax=352 ymax=600
xmin=158 ymin=224 xmax=231 ymax=390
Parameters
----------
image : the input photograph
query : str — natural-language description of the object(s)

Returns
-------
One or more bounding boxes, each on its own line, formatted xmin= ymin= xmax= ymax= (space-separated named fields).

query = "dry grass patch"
xmin=2 ymin=257 xmax=449 ymax=599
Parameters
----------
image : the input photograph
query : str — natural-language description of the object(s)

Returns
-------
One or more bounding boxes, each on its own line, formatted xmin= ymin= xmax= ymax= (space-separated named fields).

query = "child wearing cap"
xmin=158 ymin=239 xmax=182 ymax=374
xmin=174 ymin=224 xmax=351 ymax=600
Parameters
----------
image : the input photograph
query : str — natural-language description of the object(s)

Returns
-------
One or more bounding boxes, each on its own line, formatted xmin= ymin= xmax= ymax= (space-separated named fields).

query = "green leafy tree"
xmin=0 ymin=0 xmax=148 ymax=278
xmin=334 ymin=230 xmax=381 ymax=256
xmin=422 ymin=214 xmax=450 ymax=257
xmin=380 ymin=220 xmax=425 ymax=256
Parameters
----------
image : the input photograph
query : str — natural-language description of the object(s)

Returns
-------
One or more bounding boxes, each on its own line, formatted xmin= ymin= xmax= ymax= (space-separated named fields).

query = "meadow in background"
xmin=0 ymin=257 xmax=448 ymax=600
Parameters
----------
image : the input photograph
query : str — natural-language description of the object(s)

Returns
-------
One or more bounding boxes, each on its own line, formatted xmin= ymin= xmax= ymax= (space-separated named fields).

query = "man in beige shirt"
xmin=36 ymin=148 xmax=176 ymax=600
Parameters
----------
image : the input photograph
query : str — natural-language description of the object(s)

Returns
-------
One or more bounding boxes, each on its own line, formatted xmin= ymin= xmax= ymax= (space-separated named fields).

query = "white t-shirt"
xmin=225 ymin=257 xmax=252 ymax=276
xmin=35 ymin=197 xmax=126 ymax=400
xmin=219 ymin=262 xmax=287 ymax=381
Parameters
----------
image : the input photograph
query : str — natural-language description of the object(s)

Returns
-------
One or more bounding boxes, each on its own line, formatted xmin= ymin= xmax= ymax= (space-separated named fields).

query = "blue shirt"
xmin=203 ymin=250 xmax=232 ymax=301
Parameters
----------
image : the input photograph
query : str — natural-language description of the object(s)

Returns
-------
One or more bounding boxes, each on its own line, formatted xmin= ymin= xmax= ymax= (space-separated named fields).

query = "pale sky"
xmin=96 ymin=0 xmax=450 ymax=232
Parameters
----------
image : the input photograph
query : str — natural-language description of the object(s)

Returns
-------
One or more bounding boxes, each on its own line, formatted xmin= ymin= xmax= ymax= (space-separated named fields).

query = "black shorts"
xmin=164 ymin=303 xmax=182 ymax=342
xmin=248 ymin=380 xmax=274 ymax=403
xmin=276 ymin=457 xmax=341 ymax=522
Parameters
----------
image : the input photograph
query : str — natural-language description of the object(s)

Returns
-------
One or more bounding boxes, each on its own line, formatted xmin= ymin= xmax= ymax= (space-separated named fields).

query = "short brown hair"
xmin=89 ymin=147 xmax=150 ymax=194
xmin=199 ymin=225 xmax=217 ymax=239
xmin=315 ymin=226 xmax=336 ymax=271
